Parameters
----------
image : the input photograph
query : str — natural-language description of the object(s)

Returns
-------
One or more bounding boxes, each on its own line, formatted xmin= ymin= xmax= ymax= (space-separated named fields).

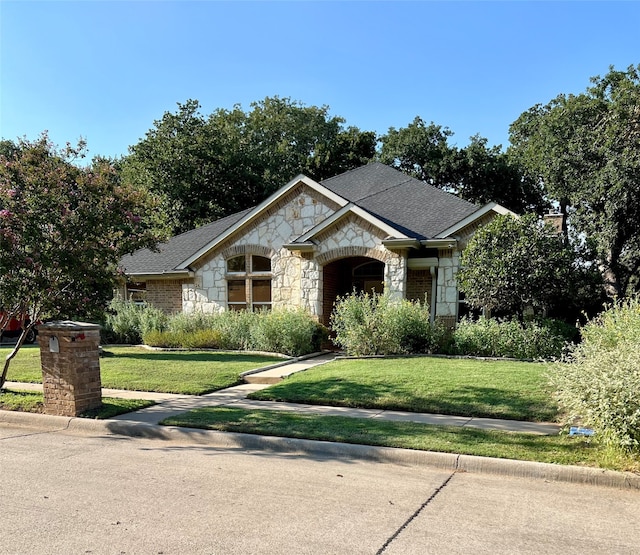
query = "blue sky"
xmin=1 ymin=1 xmax=639 ymax=160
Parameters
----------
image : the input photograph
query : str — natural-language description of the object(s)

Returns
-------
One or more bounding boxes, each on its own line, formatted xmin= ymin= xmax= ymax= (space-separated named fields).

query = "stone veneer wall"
xmin=315 ymin=213 xmax=406 ymax=297
xmin=181 ymin=187 xmax=408 ymax=318
xmin=435 ymin=249 xmax=460 ymax=320
xmin=182 ymin=186 xmax=337 ymax=314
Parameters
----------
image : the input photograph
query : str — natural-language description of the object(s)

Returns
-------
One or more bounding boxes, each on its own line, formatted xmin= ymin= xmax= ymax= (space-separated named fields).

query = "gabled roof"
xmin=120 ymin=163 xmax=505 ymax=276
xmin=320 ymin=163 xmax=478 ymax=240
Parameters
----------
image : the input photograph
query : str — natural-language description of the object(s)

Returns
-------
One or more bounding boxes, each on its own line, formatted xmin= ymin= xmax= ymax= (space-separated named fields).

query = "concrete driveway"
xmin=1 ymin=423 xmax=639 ymax=554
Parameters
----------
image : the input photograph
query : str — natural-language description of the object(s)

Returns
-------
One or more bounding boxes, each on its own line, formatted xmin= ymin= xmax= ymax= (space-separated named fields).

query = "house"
xmin=120 ymin=163 xmax=512 ymax=327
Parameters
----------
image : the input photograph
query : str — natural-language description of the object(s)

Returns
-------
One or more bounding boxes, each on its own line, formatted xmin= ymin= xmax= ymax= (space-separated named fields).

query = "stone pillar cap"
xmin=38 ymin=321 xmax=101 ymax=331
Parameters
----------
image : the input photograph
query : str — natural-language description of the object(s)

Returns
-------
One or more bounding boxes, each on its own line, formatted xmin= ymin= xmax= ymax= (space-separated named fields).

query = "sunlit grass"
xmin=2 ymin=345 xmax=282 ymax=394
xmin=250 ymin=356 xmax=557 ymax=422
xmin=0 ymin=389 xmax=155 ymax=418
xmin=162 ymin=407 xmax=639 ymax=472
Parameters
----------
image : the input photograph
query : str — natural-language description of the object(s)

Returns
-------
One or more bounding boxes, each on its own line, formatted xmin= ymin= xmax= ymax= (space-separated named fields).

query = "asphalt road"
xmin=1 ymin=424 xmax=639 ymax=555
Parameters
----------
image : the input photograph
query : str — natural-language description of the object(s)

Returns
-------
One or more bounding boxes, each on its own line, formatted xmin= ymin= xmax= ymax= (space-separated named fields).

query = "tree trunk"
xmin=0 ymin=325 xmax=34 ymax=390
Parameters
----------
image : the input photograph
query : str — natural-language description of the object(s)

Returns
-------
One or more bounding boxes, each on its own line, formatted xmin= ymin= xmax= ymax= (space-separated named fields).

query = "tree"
xmin=509 ymin=64 xmax=640 ymax=298
xmin=454 ymin=135 xmax=547 ymax=214
xmin=457 ymin=214 xmax=599 ymax=319
xmin=378 ymin=117 xmax=456 ymax=186
xmin=378 ymin=119 xmax=546 ymax=214
xmin=123 ymin=97 xmax=377 ymax=234
xmin=0 ymin=135 xmax=167 ymax=388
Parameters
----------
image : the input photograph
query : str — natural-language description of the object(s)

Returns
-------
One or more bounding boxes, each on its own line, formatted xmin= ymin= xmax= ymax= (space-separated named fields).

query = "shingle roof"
xmin=121 ymin=208 xmax=252 ymax=275
xmin=320 ymin=162 xmax=478 ymax=240
xmin=121 ymin=163 xmax=481 ymax=275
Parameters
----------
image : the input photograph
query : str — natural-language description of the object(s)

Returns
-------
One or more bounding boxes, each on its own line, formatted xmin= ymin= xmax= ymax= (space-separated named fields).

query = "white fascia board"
xmin=434 ymin=202 xmax=517 ymax=239
xmin=295 ymin=204 xmax=410 ymax=243
xmin=176 ymin=175 xmax=349 ymax=270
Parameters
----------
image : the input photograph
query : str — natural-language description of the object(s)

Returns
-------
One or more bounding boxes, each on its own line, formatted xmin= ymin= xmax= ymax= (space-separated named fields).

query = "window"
xmin=226 ymin=255 xmax=272 ymax=311
xmin=125 ymin=281 xmax=147 ymax=305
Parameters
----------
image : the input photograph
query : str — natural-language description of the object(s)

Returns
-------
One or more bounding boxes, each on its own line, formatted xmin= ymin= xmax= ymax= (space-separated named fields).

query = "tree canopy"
xmin=0 ymin=135 xmax=167 ymax=387
xmin=378 ymin=117 xmax=546 ymax=215
xmin=457 ymin=214 xmax=600 ymax=319
xmin=123 ymin=97 xmax=377 ymax=234
xmin=509 ymin=64 xmax=640 ymax=298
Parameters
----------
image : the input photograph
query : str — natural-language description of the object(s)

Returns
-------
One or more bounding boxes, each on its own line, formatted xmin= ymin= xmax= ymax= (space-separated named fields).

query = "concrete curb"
xmin=2 ymin=410 xmax=638 ymax=491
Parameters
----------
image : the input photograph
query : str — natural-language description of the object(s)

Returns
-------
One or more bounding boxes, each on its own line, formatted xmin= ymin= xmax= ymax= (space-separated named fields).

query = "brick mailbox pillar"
xmin=37 ymin=321 xmax=102 ymax=417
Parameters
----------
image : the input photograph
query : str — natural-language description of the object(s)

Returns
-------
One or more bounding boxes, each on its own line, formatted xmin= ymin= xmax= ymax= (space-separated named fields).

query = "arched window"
xmin=226 ymin=255 xmax=272 ymax=311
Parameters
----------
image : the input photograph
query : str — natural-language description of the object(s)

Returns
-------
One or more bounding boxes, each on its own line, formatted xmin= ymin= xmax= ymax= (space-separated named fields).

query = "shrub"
xmin=139 ymin=307 xmax=323 ymax=356
xmin=451 ymin=317 xmax=573 ymax=359
xmin=251 ymin=308 xmax=325 ymax=356
xmin=142 ymin=329 xmax=223 ymax=349
xmin=103 ymin=298 xmax=168 ymax=344
xmin=330 ymin=291 xmax=440 ymax=356
xmin=551 ymin=298 xmax=640 ymax=453
xmin=212 ymin=310 xmax=257 ymax=351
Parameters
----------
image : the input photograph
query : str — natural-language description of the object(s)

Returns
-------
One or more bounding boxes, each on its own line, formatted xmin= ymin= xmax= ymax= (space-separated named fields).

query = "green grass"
xmin=249 ymin=356 xmax=557 ymax=422
xmin=2 ymin=345 xmax=282 ymax=395
xmin=161 ymin=407 xmax=639 ymax=471
xmin=0 ymin=389 xmax=155 ymax=418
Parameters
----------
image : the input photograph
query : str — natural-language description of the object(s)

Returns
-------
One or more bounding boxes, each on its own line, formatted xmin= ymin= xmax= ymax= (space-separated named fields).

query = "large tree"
xmin=123 ymin=97 xmax=377 ymax=234
xmin=0 ymin=135 xmax=167 ymax=387
xmin=378 ymin=118 xmax=546 ymax=214
xmin=509 ymin=64 xmax=640 ymax=298
xmin=457 ymin=214 xmax=600 ymax=319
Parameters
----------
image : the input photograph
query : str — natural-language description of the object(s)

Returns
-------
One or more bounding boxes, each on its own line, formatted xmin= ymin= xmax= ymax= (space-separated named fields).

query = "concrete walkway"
xmin=3 ymin=352 xmax=560 ymax=435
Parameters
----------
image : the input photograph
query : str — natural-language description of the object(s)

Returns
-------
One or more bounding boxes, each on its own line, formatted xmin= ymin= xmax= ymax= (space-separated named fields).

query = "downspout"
xmin=430 ymin=266 xmax=437 ymax=324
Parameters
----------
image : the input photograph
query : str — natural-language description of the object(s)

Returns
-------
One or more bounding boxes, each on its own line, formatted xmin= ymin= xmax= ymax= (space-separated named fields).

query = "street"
xmin=1 ymin=424 xmax=638 ymax=554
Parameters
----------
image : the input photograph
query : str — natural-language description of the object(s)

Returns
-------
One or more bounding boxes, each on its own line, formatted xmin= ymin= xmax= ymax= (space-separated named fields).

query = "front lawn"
xmin=249 ymin=356 xmax=557 ymax=422
xmin=2 ymin=346 xmax=282 ymax=395
xmin=0 ymin=389 xmax=155 ymax=418
xmin=161 ymin=407 xmax=640 ymax=470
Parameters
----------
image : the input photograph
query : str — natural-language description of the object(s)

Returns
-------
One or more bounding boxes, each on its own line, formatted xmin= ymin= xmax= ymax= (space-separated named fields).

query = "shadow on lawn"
xmin=254 ymin=378 xmax=558 ymax=422
xmin=102 ymin=350 xmax=283 ymax=364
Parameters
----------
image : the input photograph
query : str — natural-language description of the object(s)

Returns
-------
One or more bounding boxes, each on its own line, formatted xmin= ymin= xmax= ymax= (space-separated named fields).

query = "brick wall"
xmin=38 ymin=322 xmax=102 ymax=417
xmin=146 ymin=279 xmax=186 ymax=313
xmin=406 ymin=269 xmax=432 ymax=305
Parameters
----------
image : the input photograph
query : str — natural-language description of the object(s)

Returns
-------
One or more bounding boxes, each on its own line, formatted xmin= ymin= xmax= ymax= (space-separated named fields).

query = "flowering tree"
xmin=0 ymin=134 xmax=167 ymax=387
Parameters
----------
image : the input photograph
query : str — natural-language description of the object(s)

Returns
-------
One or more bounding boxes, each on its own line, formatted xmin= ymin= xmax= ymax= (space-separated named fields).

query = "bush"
xmin=103 ymin=298 xmax=168 ymax=344
xmin=251 ymin=308 xmax=325 ymax=356
xmin=330 ymin=291 xmax=440 ymax=356
xmin=451 ymin=317 xmax=574 ymax=360
xmin=143 ymin=329 xmax=223 ymax=349
xmin=551 ymin=298 xmax=640 ymax=453
xmin=135 ymin=306 xmax=323 ymax=356
xmin=212 ymin=310 xmax=257 ymax=351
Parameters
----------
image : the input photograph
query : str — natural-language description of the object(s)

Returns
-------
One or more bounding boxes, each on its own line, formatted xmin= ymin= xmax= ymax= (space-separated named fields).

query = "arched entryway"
xmin=321 ymin=256 xmax=384 ymax=325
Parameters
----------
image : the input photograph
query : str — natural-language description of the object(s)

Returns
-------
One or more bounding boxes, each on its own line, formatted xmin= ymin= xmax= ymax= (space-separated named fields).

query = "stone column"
xmin=37 ymin=321 xmax=102 ymax=417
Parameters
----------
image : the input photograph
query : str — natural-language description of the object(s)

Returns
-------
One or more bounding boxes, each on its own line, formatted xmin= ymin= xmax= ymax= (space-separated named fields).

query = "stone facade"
xmin=148 ymin=182 xmax=497 ymax=327
xmin=435 ymin=249 xmax=460 ymax=319
xmin=181 ymin=185 xmax=409 ymax=318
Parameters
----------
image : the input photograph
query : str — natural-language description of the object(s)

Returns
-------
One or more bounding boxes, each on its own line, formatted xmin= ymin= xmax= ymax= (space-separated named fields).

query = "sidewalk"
xmin=3 ymin=352 xmax=560 ymax=435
